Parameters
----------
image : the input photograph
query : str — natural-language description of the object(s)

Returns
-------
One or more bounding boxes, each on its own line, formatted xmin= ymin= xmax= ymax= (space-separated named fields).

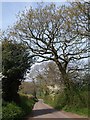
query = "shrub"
xmin=2 ymin=94 xmax=35 ymax=120
xmin=19 ymin=95 xmax=35 ymax=114
xmin=2 ymin=102 xmax=24 ymax=120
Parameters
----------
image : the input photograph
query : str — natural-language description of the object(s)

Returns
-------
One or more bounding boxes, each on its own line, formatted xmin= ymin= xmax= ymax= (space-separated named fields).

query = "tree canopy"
xmin=9 ymin=2 xmax=89 ymax=84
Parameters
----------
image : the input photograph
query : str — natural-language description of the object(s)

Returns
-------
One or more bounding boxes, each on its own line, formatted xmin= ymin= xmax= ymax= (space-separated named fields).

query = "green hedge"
xmin=2 ymin=102 xmax=24 ymax=120
xmin=2 ymin=94 xmax=35 ymax=120
xmin=18 ymin=95 xmax=35 ymax=114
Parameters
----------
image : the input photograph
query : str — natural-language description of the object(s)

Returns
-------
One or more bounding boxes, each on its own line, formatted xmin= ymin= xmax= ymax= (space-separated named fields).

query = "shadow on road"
xmin=31 ymin=108 xmax=57 ymax=117
xmin=24 ymin=108 xmax=88 ymax=120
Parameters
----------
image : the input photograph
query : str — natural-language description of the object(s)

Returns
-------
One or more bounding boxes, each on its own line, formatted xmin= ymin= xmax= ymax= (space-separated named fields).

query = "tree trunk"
xmin=55 ymin=60 xmax=85 ymax=105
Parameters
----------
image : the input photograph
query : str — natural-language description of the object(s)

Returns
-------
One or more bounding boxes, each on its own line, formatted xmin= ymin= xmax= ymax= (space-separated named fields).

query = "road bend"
xmin=25 ymin=99 xmax=87 ymax=120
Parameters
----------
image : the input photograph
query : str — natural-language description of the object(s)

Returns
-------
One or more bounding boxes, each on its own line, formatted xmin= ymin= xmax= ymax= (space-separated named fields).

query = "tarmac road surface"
xmin=25 ymin=99 xmax=88 ymax=120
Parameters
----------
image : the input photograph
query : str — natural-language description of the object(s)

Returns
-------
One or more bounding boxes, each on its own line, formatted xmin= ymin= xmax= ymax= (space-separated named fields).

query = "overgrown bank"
xmin=42 ymin=87 xmax=88 ymax=117
xmin=2 ymin=40 xmax=35 ymax=120
xmin=2 ymin=94 xmax=36 ymax=120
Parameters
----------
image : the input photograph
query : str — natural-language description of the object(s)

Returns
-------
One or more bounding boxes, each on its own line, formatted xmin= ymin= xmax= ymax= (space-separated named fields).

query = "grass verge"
xmin=42 ymin=90 xmax=88 ymax=117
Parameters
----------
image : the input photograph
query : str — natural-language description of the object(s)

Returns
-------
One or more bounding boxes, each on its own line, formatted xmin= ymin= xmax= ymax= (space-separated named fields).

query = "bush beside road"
xmin=2 ymin=94 xmax=36 ymax=120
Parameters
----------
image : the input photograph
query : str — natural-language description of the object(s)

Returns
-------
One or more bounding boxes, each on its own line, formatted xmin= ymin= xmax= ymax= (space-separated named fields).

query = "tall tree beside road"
xmin=9 ymin=2 xmax=89 ymax=102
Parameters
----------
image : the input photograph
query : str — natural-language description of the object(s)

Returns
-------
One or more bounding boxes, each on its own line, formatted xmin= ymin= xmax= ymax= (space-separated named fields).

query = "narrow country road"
xmin=25 ymin=99 xmax=87 ymax=120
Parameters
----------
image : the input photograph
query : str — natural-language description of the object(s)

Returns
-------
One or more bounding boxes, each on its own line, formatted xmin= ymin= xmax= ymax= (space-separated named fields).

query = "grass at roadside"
xmin=63 ymin=105 xmax=88 ymax=116
xmin=42 ymin=89 xmax=88 ymax=117
xmin=2 ymin=94 xmax=36 ymax=120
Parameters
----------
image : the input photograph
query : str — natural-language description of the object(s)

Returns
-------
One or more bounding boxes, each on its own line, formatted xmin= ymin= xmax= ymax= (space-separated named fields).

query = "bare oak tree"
xmin=9 ymin=2 xmax=89 ymax=100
